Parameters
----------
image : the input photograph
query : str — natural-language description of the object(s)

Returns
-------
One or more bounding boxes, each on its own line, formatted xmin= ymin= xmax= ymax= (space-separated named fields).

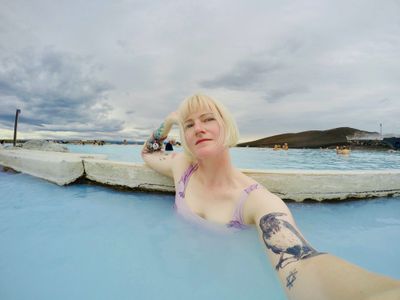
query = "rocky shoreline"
xmin=238 ymin=127 xmax=400 ymax=150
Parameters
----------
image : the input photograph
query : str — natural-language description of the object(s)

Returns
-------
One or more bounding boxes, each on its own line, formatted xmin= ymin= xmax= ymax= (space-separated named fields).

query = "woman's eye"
xmin=185 ymin=123 xmax=194 ymax=129
xmin=205 ymin=117 xmax=215 ymax=122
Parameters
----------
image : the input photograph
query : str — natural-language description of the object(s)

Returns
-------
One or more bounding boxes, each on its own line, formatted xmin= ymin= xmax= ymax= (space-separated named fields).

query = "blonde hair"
xmin=178 ymin=94 xmax=239 ymax=160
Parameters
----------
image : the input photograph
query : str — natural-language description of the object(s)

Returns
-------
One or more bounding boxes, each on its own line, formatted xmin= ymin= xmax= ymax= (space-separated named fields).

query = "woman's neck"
xmin=194 ymin=149 xmax=237 ymax=188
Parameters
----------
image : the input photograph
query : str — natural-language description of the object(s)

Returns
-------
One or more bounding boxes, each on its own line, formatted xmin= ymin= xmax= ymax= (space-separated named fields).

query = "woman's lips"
xmin=195 ymin=139 xmax=211 ymax=145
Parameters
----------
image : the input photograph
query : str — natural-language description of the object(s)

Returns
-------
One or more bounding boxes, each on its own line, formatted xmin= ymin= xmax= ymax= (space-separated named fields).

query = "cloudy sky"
xmin=1 ymin=0 xmax=399 ymax=142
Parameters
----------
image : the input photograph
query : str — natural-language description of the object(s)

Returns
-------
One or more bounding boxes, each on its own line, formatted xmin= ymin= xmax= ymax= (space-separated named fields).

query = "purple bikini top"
xmin=175 ymin=164 xmax=260 ymax=229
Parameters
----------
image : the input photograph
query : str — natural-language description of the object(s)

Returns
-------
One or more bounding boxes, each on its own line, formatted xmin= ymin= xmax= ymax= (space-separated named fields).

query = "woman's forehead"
xmin=183 ymin=110 xmax=215 ymax=121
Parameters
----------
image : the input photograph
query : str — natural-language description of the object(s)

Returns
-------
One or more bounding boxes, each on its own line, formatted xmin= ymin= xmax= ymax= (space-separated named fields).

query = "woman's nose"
xmin=194 ymin=121 xmax=205 ymax=134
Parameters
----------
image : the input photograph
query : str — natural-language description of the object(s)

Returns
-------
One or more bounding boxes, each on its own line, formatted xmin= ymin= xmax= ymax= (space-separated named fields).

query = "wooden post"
xmin=13 ymin=109 xmax=21 ymax=147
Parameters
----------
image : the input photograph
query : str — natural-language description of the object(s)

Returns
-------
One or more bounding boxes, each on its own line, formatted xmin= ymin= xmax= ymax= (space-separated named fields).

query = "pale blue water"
xmin=67 ymin=144 xmax=400 ymax=170
xmin=1 ymin=146 xmax=400 ymax=299
xmin=0 ymin=171 xmax=284 ymax=300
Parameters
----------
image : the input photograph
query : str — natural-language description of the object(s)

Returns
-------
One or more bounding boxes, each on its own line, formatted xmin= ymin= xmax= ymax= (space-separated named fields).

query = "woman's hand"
xmin=141 ymin=111 xmax=179 ymax=154
xmin=140 ymin=110 xmax=184 ymax=177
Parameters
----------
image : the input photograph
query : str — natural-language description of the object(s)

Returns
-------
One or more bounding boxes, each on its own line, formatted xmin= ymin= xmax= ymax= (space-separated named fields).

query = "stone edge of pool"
xmin=1 ymin=148 xmax=400 ymax=202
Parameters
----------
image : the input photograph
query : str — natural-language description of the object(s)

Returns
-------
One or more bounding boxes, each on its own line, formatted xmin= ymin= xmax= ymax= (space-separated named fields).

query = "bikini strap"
xmin=179 ymin=164 xmax=198 ymax=188
xmin=231 ymin=183 xmax=260 ymax=225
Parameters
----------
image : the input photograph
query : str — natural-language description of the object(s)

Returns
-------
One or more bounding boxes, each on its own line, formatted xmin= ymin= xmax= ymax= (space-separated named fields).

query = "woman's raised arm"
xmin=141 ymin=112 xmax=182 ymax=178
xmin=245 ymin=190 xmax=400 ymax=300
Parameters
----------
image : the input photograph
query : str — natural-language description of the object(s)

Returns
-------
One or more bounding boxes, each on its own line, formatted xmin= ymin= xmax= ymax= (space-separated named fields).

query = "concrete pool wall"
xmin=1 ymin=148 xmax=400 ymax=202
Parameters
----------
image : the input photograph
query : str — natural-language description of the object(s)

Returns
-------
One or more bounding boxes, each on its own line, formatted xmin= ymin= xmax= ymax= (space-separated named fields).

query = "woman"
xmin=141 ymin=94 xmax=399 ymax=300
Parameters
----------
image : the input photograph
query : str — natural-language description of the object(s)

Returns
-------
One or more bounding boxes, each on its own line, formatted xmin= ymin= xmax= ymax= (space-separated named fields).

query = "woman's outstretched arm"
xmin=245 ymin=189 xmax=400 ymax=300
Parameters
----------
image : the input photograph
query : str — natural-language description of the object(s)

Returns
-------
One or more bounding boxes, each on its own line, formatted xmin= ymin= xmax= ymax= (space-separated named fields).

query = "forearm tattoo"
xmin=143 ymin=122 xmax=168 ymax=153
xmin=153 ymin=123 xmax=166 ymax=140
xmin=286 ymin=269 xmax=298 ymax=289
xmin=260 ymin=212 xmax=324 ymax=289
xmin=259 ymin=212 xmax=322 ymax=270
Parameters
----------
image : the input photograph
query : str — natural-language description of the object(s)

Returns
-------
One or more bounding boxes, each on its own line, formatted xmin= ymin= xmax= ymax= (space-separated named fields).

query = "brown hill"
xmin=237 ymin=127 xmax=379 ymax=148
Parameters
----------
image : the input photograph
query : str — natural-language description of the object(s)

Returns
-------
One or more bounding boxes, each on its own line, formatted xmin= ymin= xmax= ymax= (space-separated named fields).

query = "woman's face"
xmin=183 ymin=110 xmax=225 ymax=160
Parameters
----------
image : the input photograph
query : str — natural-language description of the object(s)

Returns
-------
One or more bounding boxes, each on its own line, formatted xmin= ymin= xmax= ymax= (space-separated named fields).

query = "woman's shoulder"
xmin=236 ymin=170 xmax=258 ymax=187
xmin=237 ymin=171 xmax=274 ymax=194
xmin=240 ymin=176 xmax=289 ymax=224
xmin=244 ymin=181 xmax=280 ymax=204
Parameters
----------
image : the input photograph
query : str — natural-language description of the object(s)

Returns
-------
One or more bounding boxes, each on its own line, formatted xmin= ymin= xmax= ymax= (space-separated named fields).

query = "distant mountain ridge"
xmin=237 ymin=127 xmax=379 ymax=148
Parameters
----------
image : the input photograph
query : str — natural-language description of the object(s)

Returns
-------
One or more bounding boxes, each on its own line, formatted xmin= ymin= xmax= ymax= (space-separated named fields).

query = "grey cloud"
xmin=265 ymin=86 xmax=310 ymax=103
xmin=379 ymin=98 xmax=391 ymax=104
xmin=200 ymin=59 xmax=283 ymax=90
xmin=0 ymin=48 xmax=123 ymax=133
xmin=268 ymin=38 xmax=305 ymax=57
xmin=37 ymin=121 xmax=123 ymax=133
xmin=0 ymin=113 xmax=14 ymax=125
xmin=0 ymin=112 xmax=46 ymax=128
xmin=1 ymin=1 xmax=400 ymax=139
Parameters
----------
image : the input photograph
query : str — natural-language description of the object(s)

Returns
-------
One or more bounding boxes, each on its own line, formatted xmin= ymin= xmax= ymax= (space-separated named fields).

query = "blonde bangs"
xmin=177 ymin=94 xmax=240 ymax=161
xmin=178 ymin=94 xmax=220 ymax=122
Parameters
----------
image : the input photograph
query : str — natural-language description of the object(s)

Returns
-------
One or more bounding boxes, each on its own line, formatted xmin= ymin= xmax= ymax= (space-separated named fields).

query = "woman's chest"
xmin=184 ymin=185 xmax=242 ymax=223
